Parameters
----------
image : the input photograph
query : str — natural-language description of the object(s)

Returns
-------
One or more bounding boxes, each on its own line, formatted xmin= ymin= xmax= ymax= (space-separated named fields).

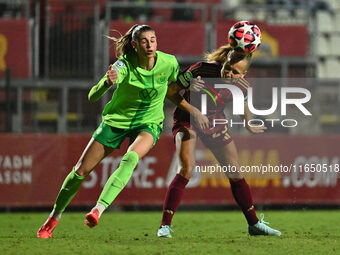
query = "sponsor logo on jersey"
xmin=139 ymin=88 xmax=158 ymax=101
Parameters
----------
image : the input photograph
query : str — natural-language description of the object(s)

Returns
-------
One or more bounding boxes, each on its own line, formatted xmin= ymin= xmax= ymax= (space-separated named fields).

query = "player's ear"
xmin=131 ymin=40 xmax=137 ymax=50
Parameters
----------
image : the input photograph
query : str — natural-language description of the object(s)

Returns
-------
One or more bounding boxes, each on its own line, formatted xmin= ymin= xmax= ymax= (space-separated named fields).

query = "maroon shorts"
xmin=172 ymin=121 xmax=233 ymax=149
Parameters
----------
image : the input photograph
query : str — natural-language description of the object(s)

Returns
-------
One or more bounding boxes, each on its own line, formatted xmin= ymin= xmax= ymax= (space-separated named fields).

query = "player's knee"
xmin=227 ymin=168 xmax=243 ymax=180
xmin=74 ymin=162 xmax=92 ymax=177
xmin=229 ymin=177 xmax=244 ymax=183
xmin=178 ymin=166 xmax=193 ymax=179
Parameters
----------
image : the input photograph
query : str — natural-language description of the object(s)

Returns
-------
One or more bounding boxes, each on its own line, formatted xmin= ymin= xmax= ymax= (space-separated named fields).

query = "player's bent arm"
xmin=167 ymin=82 xmax=194 ymax=114
xmin=166 ymin=82 xmax=209 ymax=130
xmin=240 ymin=101 xmax=267 ymax=134
xmin=88 ymin=64 xmax=119 ymax=102
xmin=88 ymin=75 xmax=113 ymax=102
xmin=240 ymin=101 xmax=250 ymax=121
xmin=238 ymin=101 xmax=251 ymax=129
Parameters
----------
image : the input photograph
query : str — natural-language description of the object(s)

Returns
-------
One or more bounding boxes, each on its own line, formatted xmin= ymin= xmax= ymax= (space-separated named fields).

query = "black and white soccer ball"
xmin=228 ymin=21 xmax=262 ymax=53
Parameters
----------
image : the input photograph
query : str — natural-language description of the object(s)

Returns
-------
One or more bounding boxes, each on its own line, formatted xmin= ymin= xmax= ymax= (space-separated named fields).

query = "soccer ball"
xmin=228 ymin=21 xmax=261 ymax=53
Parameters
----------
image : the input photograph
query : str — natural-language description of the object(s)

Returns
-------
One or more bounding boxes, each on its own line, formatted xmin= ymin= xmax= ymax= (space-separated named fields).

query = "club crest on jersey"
xmin=139 ymin=88 xmax=158 ymax=101
xmin=158 ymin=73 xmax=167 ymax=84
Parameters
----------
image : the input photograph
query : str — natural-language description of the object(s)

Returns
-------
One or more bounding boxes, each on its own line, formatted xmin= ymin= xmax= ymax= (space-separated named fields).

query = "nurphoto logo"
xmin=199 ymin=83 xmax=312 ymax=128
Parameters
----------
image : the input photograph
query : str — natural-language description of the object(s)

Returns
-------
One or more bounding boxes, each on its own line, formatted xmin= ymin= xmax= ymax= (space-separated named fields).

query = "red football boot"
xmin=84 ymin=209 xmax=100 ymax=228
xmin=37 ymin=217 xmax=59 ymax=238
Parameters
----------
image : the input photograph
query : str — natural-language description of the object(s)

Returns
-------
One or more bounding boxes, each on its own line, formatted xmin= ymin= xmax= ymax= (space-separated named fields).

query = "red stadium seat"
xmin=153 ymin=8 xmax=173 ymax=21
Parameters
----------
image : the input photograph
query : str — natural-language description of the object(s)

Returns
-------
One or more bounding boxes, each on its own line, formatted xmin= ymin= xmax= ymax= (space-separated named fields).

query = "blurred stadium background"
xmin=0 ymin=0 xmax=340 ymax=210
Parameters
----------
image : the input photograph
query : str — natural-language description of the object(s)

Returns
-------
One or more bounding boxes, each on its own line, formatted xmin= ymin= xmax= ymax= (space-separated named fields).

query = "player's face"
xmin=221 ymin=59 xmax=248 ymax=79
xmin=134 ymin=31 xmax=157 ymax=59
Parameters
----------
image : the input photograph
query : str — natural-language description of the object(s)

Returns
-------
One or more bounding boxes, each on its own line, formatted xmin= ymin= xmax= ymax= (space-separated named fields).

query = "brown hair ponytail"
xmin=107 ymin=24 xmax=154 ymax=57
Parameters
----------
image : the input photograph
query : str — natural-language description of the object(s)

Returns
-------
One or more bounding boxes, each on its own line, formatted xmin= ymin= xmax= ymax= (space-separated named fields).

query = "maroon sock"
xmin=161 ymin=174 xmax=189 ymax=226
xmin=230 ymin=178 xmax=259 ymax=226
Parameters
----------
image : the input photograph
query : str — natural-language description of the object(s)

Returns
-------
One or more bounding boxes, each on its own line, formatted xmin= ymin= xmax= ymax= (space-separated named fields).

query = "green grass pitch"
xmin=0 ymin=210 xmax=339 ymax=254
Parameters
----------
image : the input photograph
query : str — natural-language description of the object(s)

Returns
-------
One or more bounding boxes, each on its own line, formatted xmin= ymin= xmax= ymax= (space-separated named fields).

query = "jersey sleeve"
xmin=112 ymin=59 xmax=128 ymax=84
xmin=169 ymin=56 xmax=180 ymax=82
xmin=88 ymin=59 xmax=129 ymax=102
xmin=88 ymin=74 xmax=110 ymax=102
xmin=235 ymin=77 xmax=251 ymax=100
xmin=218 ymin=77 xmax=251 ymax=105
xmin=177 ymin=62 xmax=222 ymax=89
xmin=176 ymin=62 xmax=203 ymax=89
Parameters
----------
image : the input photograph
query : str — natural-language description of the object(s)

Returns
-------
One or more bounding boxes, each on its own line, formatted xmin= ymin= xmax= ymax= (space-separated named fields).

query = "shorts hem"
xmin=136 ymin=129 xmax=158 ymax=146
xmin=92 ymin=135 xmax=121 ymax=149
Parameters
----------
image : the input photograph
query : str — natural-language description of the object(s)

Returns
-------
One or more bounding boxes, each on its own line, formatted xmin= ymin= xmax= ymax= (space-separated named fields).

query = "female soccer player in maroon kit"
xmin=157 ymin=45 xmax=281 ymax=237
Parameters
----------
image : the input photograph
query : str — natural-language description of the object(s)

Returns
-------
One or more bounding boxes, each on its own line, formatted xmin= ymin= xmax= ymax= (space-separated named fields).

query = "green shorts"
xmin=92 ymin=122 xmax=163 ymax=149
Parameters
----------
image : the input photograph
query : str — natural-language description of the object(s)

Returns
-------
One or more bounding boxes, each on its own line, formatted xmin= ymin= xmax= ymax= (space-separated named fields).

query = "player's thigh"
xmin=175 ymin=127 xmax=197 ymax=174
xmin=209 ymin=140 xmax=244 ymax=180
xmin=213 ymin=140 xmax=239 ymax=165
xmin=127 ymin=131 xmax=154 ymax=159
xmin=75 ymin=137 xmax=114 ymax=176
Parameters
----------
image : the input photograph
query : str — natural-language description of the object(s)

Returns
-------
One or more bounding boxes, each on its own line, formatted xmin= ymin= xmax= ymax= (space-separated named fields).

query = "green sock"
xmin=53 ymin=168 xmax=86 ymax=213
xmin=98 ymin=151 xmax=139 ymax=207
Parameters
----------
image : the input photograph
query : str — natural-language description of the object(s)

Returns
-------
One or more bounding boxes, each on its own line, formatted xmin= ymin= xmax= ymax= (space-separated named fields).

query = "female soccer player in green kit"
xmin=37 ymin=24 xmax=179 ymax=238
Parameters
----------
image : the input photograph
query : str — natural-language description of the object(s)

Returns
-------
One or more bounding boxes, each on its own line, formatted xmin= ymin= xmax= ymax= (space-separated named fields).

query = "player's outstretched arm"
xmin=240 ymin=101 xmax=267 ymax=134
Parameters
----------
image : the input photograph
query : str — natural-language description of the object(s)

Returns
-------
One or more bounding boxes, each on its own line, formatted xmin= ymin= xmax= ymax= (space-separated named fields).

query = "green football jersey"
xmin=89 ymin=51 xmax=179 ymax=129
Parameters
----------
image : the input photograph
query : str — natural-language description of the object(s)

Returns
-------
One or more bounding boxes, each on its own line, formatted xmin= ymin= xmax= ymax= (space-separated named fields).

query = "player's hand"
xmin=246 ymin=125 xmax=267 ymax=134
xmin=192 ymin=108 xmax=210 ymax=130
xmin=189 ymin=76 xmax=205 ymax=92
xmin=106 ymin=64 xmax=118 ymax=86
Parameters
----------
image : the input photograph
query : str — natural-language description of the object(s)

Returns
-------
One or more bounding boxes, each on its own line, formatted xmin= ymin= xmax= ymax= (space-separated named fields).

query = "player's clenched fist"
xmin=106 ymin=64 xmax=118 ymax=86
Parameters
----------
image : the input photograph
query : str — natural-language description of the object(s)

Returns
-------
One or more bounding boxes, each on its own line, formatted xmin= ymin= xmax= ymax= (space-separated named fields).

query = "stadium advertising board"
xmin=0 ymin=19 xmax=31 ymax=78
xmin=0 ymin=134 xmax=339 ymax=207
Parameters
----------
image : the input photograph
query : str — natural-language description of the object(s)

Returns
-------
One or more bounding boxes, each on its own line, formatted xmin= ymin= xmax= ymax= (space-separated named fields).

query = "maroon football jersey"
xmin=173 ymin=61 xmax=250 ymax=134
